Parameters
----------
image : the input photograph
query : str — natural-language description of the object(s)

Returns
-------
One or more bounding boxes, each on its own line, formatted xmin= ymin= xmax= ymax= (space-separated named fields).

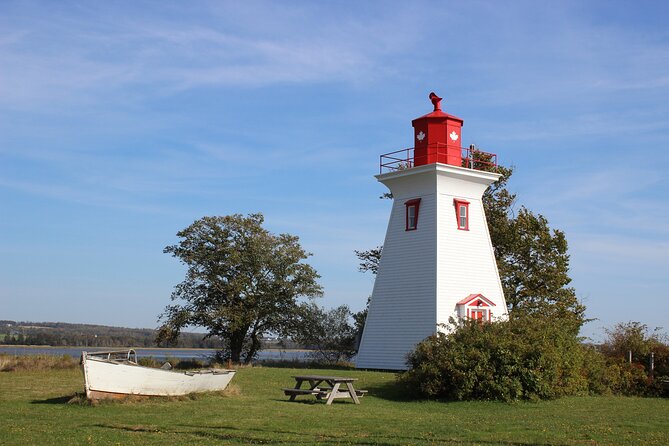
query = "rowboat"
xmin=81 ymin=350 xmax=236 ymax=400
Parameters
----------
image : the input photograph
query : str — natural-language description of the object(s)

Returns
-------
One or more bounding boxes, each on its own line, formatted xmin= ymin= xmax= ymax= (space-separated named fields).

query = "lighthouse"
xmin=355 ymin=93 xmax=508 ymax=371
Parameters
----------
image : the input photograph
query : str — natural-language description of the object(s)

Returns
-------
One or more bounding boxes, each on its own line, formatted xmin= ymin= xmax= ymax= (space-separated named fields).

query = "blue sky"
xmin=1 ymin=0 xmax=667 ymax=340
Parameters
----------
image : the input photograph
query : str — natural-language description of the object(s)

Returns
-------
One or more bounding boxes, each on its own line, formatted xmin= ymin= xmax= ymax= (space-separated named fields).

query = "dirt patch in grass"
xmin=220 ymin=383 xmax=241 ymax=397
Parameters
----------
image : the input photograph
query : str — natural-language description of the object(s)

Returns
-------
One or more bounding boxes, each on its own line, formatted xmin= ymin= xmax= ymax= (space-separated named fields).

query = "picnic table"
xmin=282 ymin=375 xmax=367 ymax=405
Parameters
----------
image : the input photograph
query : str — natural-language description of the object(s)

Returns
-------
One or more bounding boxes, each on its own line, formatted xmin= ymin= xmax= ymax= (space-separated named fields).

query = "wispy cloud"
xmin=517 ymin=164 xmax=669 ymax=240
xmin=0 ymin=2 xmax=424 ymax=109
xmin=530 ymin=167 xmax=663 ymax=205
xmin=478 ymin=112 xmax=669 ymax=144
xmin=455 ymin=3 xmax=669 ymax=102
xmin=572 ymin=232 xmax=669 ymax=264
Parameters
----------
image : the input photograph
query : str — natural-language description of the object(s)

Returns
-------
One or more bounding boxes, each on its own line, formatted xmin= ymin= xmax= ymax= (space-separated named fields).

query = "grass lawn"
xmin=1 ymin=365 xmax=668 ymax=445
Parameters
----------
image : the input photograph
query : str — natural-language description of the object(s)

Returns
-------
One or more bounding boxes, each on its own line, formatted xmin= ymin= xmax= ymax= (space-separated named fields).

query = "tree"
xmin=601 ymin=321 xmax=669 ymax=377
xmin=352 ymin=248 xmax=380 ymax=344
xmin=293 ymin=303 xmax=357 ymax=363
xmin=157 ymin=213 xmax=323 ymax=363
xmin=498 ymin=207 xmax=585 ymax=330
xmin=356 ymin=161 xmax=586 ymax=330
xmin=351 ymin=296 xmax=370 ymax=350
xmin=354 ymin=246 xmax=382 ymax=275
xmin=602 ymin=321 xmax=655 ymax=359
xmin=481 ymin=161 xmax=585 ymax=329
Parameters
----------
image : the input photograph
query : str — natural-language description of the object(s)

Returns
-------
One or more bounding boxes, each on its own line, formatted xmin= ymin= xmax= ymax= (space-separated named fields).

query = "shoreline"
xmin=0 ymin=344 xmax=312 ymax=353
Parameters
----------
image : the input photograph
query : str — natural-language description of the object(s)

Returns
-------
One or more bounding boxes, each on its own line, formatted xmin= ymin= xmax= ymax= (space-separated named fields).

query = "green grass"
xmin=1 ymin=365 xmax=668 ymax=445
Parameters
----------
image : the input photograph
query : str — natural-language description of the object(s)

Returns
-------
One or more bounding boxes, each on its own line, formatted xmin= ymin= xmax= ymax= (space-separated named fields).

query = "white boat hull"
xmin=81 ymin=351 xmax=236 ymax=400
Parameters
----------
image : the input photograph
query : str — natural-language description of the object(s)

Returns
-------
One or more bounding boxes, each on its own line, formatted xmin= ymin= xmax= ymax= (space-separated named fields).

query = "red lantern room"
xmin=411 ymin=92 xmax=463 ymax=167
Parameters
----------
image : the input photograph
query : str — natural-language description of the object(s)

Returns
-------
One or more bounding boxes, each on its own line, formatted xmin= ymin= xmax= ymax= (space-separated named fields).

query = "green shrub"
xmin=137 ymin=356 xmax=161 ymax=368
xmin=651 ymin=342 xmax=669 ymax=378
xmin=600 ymin=359 xmax=654 ymax=396
xmin=399 ymin=317 xmax=593 ymax=401
xmin=173 ymin=358 xmax=204 ymax=369
xmin=579 ymin=343 xmax=611 ymax=395
xmin=596 ymin=321 xmax=669 ymax=396
xmin=600 ymin=321 xmax=669 ymax=380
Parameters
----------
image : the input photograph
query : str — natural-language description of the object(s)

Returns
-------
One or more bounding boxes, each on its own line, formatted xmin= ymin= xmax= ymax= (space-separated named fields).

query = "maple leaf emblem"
xmin=449 ymin=131 xmax=459 ymax=141
xmin=416 ymin=131 xmax=426 ymax=141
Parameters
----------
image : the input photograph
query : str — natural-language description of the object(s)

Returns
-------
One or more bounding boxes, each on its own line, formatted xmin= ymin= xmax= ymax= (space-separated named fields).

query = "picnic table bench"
xmin=282 ymin=375 xmax=367 ymax=405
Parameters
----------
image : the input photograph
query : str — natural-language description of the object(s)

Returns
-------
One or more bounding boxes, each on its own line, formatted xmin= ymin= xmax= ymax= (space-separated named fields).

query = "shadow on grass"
xmin=96 ymin=422 xmax=361 ymax=445
xmin=30 ymin=395 xmax=74 ymax=404
xmin=95 ymin=422 xmax=565 ymax=446
xmin=273 ymin=397 xmax=361 ymax=405
xmin=96 ymin=422 xmax=402 ymax=446
xmin=31 ymin=392 xmax=89 ymax=405
xmin=363 ymin=379 xmax=416 ymax=402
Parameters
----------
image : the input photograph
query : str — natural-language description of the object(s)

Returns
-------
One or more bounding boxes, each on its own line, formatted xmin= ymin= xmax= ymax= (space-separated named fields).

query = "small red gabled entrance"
xmin=456 ymin=293 xmax=496 ymax=322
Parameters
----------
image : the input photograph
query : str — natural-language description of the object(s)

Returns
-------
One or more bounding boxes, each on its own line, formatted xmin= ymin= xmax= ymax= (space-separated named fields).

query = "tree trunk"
xmin=229 ymin=331 xmax=246 ymax=364
xmin=244 ymin=331 xmax=262 ymax=364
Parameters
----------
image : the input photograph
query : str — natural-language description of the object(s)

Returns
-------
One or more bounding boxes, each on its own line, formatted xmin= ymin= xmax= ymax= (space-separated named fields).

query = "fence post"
xmin=650 ymin=352 xmax=655 ymax=379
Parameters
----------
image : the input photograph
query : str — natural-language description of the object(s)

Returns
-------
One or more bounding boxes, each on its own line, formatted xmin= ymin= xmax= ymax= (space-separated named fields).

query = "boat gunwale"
xmin=82 ymin=349 xmax=236 ymax=376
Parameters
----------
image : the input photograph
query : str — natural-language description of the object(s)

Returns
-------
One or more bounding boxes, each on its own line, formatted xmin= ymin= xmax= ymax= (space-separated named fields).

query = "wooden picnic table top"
xmin=292 ymin=375 xmax=358 ymax=383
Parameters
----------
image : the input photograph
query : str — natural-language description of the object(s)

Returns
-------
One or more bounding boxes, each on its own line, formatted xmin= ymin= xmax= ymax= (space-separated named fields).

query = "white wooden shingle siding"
xmin=356 ymin=164 xmax=507 ymax=371
xmin=355 ymin=192 xmax=437 ymax=370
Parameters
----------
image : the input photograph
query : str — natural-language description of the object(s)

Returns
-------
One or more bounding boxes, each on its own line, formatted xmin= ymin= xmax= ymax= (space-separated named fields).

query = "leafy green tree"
xmin=601 ymin=321 xmax=669 ymax=378
xmin=354 ymin=246 xmax=382 ymax=275
xmin=157 ymin=213 xmax=323 ymax=363
xmin=602 ymin=321 xmax=656 ymax=359
xmin=352 ymin=247 xmax=380 ymax=346
xmin=471 ymin=154 xmax=584 ymax=328
xmin=352 ymin=296 xmax=370 ymax=349
xmin=292 ymin=303 xmax=357 ymax=363
xmin=498 ymin=207 xmax=585 ymax=330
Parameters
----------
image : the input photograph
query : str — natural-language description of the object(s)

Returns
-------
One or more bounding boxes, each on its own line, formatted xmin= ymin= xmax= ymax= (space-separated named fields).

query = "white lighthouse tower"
xmin=356 ymin=92 xmax=508 ymax=371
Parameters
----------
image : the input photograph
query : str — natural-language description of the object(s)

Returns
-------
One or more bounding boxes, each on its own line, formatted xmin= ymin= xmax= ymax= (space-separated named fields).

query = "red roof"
xmin=411 ymin=109 xmax=464 ymax=124
xmin=456 ymin=293 xmax=496 ymax=307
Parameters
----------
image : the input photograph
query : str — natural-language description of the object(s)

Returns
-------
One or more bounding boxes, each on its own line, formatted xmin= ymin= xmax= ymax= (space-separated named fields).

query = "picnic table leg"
xmin=311 ymin=379 xmax=326 ymax=401
xmin=345 ymin=382 xmax=361 ymax=404
xmin=289 ymin=379 xmax=303 ymax=401
xmin=325 ymin=382 xmax=340 ymax=405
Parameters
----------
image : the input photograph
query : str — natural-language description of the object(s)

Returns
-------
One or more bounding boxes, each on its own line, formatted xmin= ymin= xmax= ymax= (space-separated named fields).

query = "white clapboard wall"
xmin=356 ymin=163 xmax=507 ymax=371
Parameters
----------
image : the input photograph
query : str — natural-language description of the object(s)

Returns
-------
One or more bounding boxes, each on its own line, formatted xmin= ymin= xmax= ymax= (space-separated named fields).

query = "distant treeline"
xmin=0 ymin=320 xmax=291 ymax=349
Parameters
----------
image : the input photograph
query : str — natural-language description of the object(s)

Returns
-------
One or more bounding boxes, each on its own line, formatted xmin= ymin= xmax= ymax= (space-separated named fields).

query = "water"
xmin=0 ymin=345 xmax=310 ymax=361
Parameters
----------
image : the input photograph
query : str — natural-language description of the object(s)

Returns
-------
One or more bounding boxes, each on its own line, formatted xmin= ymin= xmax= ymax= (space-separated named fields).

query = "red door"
xmin=471 ymin=310 xmax=484 ymax=322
